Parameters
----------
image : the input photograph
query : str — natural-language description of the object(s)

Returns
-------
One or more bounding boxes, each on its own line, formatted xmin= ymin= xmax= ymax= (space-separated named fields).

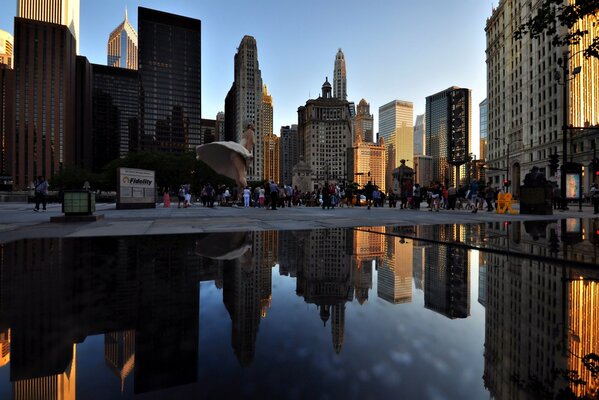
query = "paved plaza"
xmin=0 ymin=200 xmax=596 ymax=243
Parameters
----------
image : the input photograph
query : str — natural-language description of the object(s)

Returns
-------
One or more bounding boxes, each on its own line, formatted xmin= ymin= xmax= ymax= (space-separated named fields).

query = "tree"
xmin=514 ymin=0 xmax=599 ymax=60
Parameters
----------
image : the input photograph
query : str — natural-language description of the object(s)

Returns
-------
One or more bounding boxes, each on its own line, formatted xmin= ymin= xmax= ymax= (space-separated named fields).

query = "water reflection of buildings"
xmin=483 ymin=253 xmax=599 ymax=398
xmin=297 ymin=229 xmax=353 ymax=354
xmin=378 ymin=227 xmax=413 ymax=304
xmin=104 ymin=330 xmax=135 ymax=392
xmin=349 ymin=227 xmax=383 ymax=304
xmin=422 ymin=225 xmax=470 ymax=319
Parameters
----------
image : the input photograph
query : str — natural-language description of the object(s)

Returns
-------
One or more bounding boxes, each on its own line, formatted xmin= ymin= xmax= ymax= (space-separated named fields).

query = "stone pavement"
xmin=0 ymin=201 xmax=596 ymax=243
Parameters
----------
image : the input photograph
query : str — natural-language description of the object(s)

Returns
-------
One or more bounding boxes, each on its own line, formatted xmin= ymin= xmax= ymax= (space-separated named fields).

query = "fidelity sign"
xmin=117 ymin=168 xmax=156 ymax=209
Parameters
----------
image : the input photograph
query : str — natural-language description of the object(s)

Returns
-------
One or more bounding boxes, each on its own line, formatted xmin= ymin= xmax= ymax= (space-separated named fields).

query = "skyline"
xmin=1 ymin=0 xmax=490 ymax=156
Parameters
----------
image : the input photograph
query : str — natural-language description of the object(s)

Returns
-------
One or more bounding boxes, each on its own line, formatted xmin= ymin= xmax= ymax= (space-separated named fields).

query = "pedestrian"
xmin=243 ymin=186 xmax=251 ymax=207
xmin=269 ymin=181 xmax=278 ymax=210
xmin=447 ymin=185 xmax=457 ymax=210
xmin=163 ymin=187 xmax=171 ymax=208
xmin=364 ymin=181 xmax=374 ymax=210
xmin=33 ymin=175 xmax=49 ymax=212
xmin=177 ymin=185 xmax=185 ymax=208
xmin=469 ymin=180 xmax=480 ymax=213
xmin=373 ymin=187 xmax=381 ymax=207
xmin=485 ymin=185 xmax=495 ymax=211
xmin=413 ymin=184 xmax=421 ymax=210
xmin=591 ymin=183 xmax=599 ymax=214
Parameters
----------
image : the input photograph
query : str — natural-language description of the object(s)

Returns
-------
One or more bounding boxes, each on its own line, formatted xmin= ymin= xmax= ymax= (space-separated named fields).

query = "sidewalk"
xmin=0 ymin=201 xmax=596 ymax=244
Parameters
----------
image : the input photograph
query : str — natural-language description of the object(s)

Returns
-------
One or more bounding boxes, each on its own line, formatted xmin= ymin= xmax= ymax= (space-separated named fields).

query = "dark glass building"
xmin=425 ymin=86 xmax=471 ymax=186
xmin=91 ymin=64 xmax=138 ymax=171
xmin=13 ymin=18 xmax=76 ymax=189
xmin=76 ymin=56 xmax=92 ymax=170
xmin=0 ymin=65 xmax=14 ymax=184
xmin=138 ymin=7 xmax=201 ymax=153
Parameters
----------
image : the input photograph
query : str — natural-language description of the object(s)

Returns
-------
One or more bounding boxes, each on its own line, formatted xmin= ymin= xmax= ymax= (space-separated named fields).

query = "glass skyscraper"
xmin=138 ymin=7 xmax=201 ymax=153
xmin=107 ymin=8 xmax=138 ymax=70
xmin=378 ymin=100 xmax=414 ymax=190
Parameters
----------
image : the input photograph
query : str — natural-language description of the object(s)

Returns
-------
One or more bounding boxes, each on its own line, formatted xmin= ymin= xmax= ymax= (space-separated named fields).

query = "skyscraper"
xmin=13 ymin=17 xmax=76 ymax=189
xmin=486 ymin=1 xmax=599 ymax=194
xmin=425 ymin=87 xmax=471 ymax=186
xmin=333 ymin=48 xmax=347 ymax=101
xmin=17 ymin=0 xmax=80 ymax=54
xmin=347 ymin=135 xmax=386 ymax=188
xmin=225 ymin=36 xmax=264 ymax=181
xmin=479 ymin=99 xmax=488 ymax=161
xmin=107 ymin=8 xmax=138 ymax=70
xmin=378 ymin=100 xmax=414 ymax=191
xmin=298 ymin=78 xmax=352 ymax=187
xmin=354 ymin=99 xmax=374 ymax=143
xmin=414 ymin=114 xmax=425 ymax=156
xmin=0 ymin=30 xmax=13 ymax=68
xmin=138 ymin=8 xmax=201 ymax=153
xmin=280 ymin=125 xmax=299 ymax=186
xmin=92 ymin=64 xmax=139 ymax=170
xmin=378 ymin=233 xmax=413 ymax=305
xmin=0 ymin=65 xmax=14 ymax=179
xmin=262 ymin=85 xmax=279 ymax=181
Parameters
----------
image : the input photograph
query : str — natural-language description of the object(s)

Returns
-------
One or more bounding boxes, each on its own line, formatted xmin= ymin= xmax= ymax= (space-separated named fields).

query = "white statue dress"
xmin=196 ymin=128 xmax=254 ymax=188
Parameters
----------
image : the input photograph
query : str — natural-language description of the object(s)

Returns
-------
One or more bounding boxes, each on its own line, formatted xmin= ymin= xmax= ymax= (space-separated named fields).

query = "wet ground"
xmin=0 ymin=218 xmax=597 ymax=399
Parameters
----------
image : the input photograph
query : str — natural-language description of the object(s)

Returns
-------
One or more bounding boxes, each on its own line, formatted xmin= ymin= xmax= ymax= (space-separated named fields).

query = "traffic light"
xmin=592 ymin=158 xmax=599 ymax=177
xmin=503 ymin=179 xmax=511 ymax=187
xmin=549 ymin=153 xmax=559 ymax=174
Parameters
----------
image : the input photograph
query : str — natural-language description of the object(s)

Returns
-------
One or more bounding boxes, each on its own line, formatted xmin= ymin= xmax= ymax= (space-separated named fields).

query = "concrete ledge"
xmin=50 ymin=214 xmax=105 ymax=223
xmin=0 ymin=194 xmax=28 ymax=202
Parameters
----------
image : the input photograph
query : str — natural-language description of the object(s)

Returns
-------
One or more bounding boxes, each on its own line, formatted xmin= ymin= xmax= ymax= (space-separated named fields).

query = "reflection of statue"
xmin=196 ymin=124 xmax=255 ymax=188
xmin=195 ymin=232 xmax=251 ymax=260
xmin=523 ymin=166 xmax=547 ymax=187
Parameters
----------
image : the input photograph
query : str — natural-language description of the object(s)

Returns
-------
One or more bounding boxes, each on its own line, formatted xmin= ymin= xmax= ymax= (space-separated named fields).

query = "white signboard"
xmin=117 ymin=168 xmax=156 ymax=208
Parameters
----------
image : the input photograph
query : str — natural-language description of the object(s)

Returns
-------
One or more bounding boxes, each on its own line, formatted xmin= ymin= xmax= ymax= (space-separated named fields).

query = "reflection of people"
xmin=196 ymin=123 xmax=255 ymax=189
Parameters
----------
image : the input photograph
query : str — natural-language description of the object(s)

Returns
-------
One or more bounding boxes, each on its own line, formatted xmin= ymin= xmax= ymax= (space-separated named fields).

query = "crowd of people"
xmin=160 ymin=179 xmax=512 ymax=213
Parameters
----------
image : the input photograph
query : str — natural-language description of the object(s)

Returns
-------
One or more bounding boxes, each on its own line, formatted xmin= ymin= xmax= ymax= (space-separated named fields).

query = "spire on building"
xmin=322 ymin=77 xmax=332 ymax=99
xmin=333 ymin=48 xmax=347 ymax=100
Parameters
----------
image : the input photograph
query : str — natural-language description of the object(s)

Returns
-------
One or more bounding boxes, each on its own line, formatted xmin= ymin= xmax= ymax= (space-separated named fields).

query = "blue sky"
xmin=1 ymin=0 xmax=493 ymax=156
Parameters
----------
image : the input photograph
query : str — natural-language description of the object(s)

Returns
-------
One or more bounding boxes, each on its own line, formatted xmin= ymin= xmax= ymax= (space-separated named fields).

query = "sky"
xmin=1 ymin=0 xmax=494 ymax=157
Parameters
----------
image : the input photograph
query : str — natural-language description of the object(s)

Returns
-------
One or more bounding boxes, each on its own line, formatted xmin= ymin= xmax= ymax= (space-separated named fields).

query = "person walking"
xmin=163 ymin=187 xmax=171 ymax=208
xmin=269 ymin=181 xmax=278 ymax=210
xmin=364 ymin=181 xmax=374 ymax=210
xmin=469 ymin=179 xmax=480 ymax=213
xmin=243 ymin=186 xmax=251 ymax=207
xmin=33 ymin=176 xmax=49 ymax=212
xmin=591 ymin=183 xmax=599 ymax=214
xmin=447 ymin=185 xmax=457 ymax=210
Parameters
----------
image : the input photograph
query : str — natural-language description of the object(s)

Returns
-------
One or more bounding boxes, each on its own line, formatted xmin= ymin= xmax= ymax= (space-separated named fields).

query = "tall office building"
xmin=225 ymin=36 xmax=264 ymax=181
xmin=479 ymin=99 xmax=488 ymax=161
xmin=378 ymin=100 xmax=414 ymax=191
xmin=107 ymin=8 xmax=138 ymax=70
xmin=425 ymin=87 xmax=471 ymax=186
xmin=138 ymin=7 xmax=201 ymax=153
xmin=298 ymin=78 xmax=352 ymax=186
xmin=486 ymin=1 xmax=599 ymax=193
xmin=354 ymin=99 xmax=374 ymax=143
xmin=215 ymin=111 xmax=225 ymax=141
xmin=333 ymin=48 xmax=347 ymax=101
xmin=0 ymin=65 xmax=14 ymax=180
xmin=0 ymin=30 xmax=13 ymax=68
xmin=280 ymin=125 xmax=299 ymax=186
xmin=17 ymin=0 xmax=80 ymax=54
xmin=414 ymin=114 xmax=425 ymax=155
xmin=92 ymin=64 xmax=138 ymax=170
xmin=347 ymin=136 xmax=386 ymax=188
xmin=104 ymin=330 xmax=135 ymax=392
xmin=262 ymin=85 xmax=279 ymax=181
xmin=13 ymin=17 xmax=76 ymax=189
